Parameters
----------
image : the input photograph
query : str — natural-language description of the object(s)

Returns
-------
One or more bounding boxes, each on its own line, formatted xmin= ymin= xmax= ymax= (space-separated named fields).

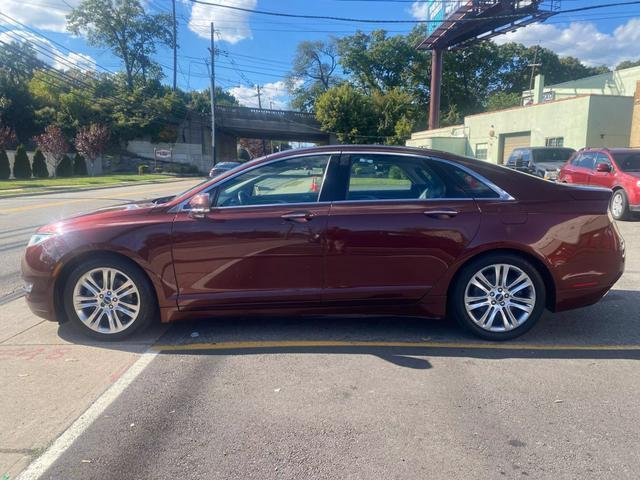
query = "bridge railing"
xmin=214 ymin=105 xmax=318 ymax=124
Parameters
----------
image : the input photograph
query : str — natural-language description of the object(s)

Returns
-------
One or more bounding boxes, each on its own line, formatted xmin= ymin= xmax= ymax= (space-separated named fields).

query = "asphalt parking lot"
xmin=3 ymin=201 xmax=640 ymax=478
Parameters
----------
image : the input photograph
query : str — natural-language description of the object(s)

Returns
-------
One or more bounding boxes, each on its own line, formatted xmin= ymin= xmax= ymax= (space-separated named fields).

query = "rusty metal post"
xmin=429 ymin=49 xmax=443 ymax=130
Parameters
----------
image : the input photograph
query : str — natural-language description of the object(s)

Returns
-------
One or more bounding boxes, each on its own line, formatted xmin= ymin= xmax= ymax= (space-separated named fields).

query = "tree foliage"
xmin=56 ymin=154 xmax=74 ymax=177
xmin=34 ymin=125 xmax=69 ymax=177
xmin=616 ymin=59 xmax=640 ymax=70
xmin=32 ymin=149 xmax=49 ymax=178
xmin=13 ymin=144 xmax=32 ymax=179
xmin=287 ymin=39 xmax=340 ymax=112
xmin=67 ymin=0 xmax=173 ymax=91
xmin=73 ymin=154 xmax=88 ymax=176
xmin=75 ymin=123 xmax=110 ymax=175
xmin=0 ymin=149 xmax=10 ymax=179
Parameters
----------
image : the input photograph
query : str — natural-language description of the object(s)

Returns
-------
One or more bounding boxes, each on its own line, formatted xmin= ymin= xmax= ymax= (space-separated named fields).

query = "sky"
xmin=1 ymin=0 xmax=640 ymax=109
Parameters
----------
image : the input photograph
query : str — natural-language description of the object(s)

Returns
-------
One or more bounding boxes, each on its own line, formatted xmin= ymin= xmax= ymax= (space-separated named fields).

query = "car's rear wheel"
xmin=610 ymin=189 xmax=631 ymax=221
xmin=62 ymin=256 xmax=155 ymax=341
xmin=451 ymin=253 xmax=546 ymax=340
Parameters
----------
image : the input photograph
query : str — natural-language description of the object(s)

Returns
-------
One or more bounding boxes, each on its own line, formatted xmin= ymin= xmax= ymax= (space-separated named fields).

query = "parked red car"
xmin=558 ymin=148 xmax=640 ymax=220
xmin=22 ymin=146 xmax=625 ymax=341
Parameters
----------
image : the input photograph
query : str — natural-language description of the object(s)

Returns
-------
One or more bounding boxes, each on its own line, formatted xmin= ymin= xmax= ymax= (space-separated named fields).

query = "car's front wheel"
xmin=451 ymin=253 xmax=546 ymax=341
xmin=62 ymin=256 xmax=155 ymax=341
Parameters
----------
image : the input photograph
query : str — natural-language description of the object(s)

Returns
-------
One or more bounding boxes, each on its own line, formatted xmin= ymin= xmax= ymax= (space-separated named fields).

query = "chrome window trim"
xmin=342 ymin=151 xmax=514 ymax=202
xmin=169 ymin=149 xmax=515 ymax=213
xmin=169 ymin=151 xmax=341 ymax=213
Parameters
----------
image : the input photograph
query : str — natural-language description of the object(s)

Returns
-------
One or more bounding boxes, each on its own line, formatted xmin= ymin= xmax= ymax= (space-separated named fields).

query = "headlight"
xmin=636 ymin=180 xmax=640 ymax=188
xmin=27 ymin=233 xmax=54 ymax=247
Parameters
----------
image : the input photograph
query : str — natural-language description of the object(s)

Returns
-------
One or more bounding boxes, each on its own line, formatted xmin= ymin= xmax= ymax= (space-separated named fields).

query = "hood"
xmin=534 ymin=161 xmax=565 ymax=171
xmin=625 ymin=171 xmax=640 ymax=179
xmin=37 ymin=201 xmax=157 ymax=234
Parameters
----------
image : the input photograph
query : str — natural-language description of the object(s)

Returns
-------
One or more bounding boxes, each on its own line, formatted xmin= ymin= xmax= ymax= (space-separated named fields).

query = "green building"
xmin=407 ymin=66 xmax=640 ymax=164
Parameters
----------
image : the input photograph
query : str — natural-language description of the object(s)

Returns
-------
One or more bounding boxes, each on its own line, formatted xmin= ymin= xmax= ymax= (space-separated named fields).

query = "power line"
xmin=184 ymin=0 xmax=640 ymax=24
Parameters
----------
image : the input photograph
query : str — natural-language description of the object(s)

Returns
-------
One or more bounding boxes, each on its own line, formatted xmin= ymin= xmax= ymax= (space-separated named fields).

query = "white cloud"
xmin=409 ymin=1 xmax=429 ymax=20
xmin=229 ymin=80 xmax=289 ymax=109
xmin=0 ymin=30 xmax=96 ymax=71
xmin=493 ymin=18 xmax=640 ymax=68
xmin=0 ymin=0 xmax=79 ymax=33
xmin=186 ymin=0 xmax=256 ymax=44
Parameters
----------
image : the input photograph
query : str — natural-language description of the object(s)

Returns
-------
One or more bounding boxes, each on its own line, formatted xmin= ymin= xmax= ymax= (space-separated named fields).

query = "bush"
xmin=73 ymin=154 xmax=88 ymax=176
xmin=13 ymin=145 xmax=32 ymax=179
xmin=138 ymin=164 xmax=150 ymax=175
xmin=32 ymin=149 xmax=49 ymax=178
xmin=0 ymin=149 xmax=10 ymax=179
xmin=388 ymin=165 xmax=406 ymax=180
xmin=56 ymin=154 xmax=73 ymax=177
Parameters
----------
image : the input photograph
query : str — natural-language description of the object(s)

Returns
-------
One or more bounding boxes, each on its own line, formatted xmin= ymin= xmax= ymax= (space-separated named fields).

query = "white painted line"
xmin=17 ymin=350 xmax=158 ymax=480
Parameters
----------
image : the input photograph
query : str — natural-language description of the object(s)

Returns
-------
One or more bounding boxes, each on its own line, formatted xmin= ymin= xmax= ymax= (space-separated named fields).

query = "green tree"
xmin=32 ymin=148 xmax=49 ymax=178
xmin=315 ymin=83 xmax=378 ymax=144
xmin=0 ymin=149 xmax=10 ymax=179
xmin=287 ymin=39 xmax=340 ymax=112
xmin=486 ymin=92 xmax=521 ymax=112
xmin=67 ymin=0 xmax=173 ymax=91
xmin=616 ymin=59 xmax=640 ymax=70
xmin=56 ymin=154 xmax=73 ymax=177
xmin=73 ymin=154 xmax=88 ymax=176
xmin=13 ymin=144 xmax=32 ymax=179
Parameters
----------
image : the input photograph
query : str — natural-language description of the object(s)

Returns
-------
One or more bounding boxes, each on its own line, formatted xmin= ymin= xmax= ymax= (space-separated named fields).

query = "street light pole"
xmin=208 ymin=22 xmax=216 ymax=165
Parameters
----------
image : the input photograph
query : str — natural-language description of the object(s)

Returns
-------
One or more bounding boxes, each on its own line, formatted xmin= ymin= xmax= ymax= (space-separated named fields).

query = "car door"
xmin=171 ymin=153 xmax=336 ymax=311
xmin=589 ymin=152 xmax=615 ymax=189
xmin=323 ymin=153 xmax=483 ymax=304
xmin=565 ymin=152 xmax=595 ymax=185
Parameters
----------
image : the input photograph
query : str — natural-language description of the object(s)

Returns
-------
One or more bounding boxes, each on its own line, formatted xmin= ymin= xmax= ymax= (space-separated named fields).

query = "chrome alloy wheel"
xmin=72 ymin=267 xmax=140 ymax=334
xmin=464 ymin=263 xmax=536 ymax=332
xmin=611 ymin=192 xmax=624 ymax=219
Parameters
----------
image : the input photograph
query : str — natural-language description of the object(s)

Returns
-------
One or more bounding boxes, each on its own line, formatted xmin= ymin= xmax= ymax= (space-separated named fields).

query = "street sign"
xmin=155 ymin=149 xmax=172 ymax=159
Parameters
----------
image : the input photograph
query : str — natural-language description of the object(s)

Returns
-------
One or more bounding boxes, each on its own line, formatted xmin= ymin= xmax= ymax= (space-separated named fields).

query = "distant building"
xmin=407 ymin=65 xmax=640 ymax=164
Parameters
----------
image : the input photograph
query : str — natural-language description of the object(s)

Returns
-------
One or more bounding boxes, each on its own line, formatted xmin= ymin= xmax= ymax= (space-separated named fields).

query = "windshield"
xmin=532 ymin=148 xmax=575 ymax=163
xmin=613 ymin=152 xmax=640 ymax=172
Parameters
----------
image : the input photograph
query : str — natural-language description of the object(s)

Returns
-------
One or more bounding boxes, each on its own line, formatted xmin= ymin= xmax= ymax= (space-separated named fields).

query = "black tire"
xmin=62 ymin=255 xmax=156 ymax=341
xmin=450 ymin=253 xmax=546 ymax=341
xmin=610 ymin=189 xmax=631 ymax=221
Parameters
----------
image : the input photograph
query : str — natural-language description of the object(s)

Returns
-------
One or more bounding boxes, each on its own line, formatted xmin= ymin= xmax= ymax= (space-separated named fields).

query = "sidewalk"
xmin=0 ymin=176 xmax=200 ymax=199
xmin=0 ymin=299 xmax=166 ymax=479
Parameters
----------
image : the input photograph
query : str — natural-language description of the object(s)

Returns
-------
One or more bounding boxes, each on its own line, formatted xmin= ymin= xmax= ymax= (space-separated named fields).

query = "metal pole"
xmin=257 ymin=85 xmax=267 ymax=154
xmin=428 ymin=49 xmax=443 ymax=130
xmin=172 ymin=0 xmax=177 ymax=91
xmin=208 ymin=22 xmax=216 ymax=165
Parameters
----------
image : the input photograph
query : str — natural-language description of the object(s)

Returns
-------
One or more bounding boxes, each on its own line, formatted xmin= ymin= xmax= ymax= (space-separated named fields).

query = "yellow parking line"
xmin=150 ymin=340 xmax=640 ymax=352
xmin=0 ymin=184 xmax=188 ymax=214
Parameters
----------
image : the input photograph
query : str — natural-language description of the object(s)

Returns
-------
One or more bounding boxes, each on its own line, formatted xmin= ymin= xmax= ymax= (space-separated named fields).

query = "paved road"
xmin=0 ymin=179 xmax=201 ymax=303
xmin=11 ymin=206 xmax=639 ymax=480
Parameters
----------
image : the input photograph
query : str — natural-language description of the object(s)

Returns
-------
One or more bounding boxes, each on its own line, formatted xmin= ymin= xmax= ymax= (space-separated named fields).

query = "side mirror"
xmin=596 ymin=163 xmax=612 ymax=173
xmin=188 ymin=193 xmax=211 ymax=219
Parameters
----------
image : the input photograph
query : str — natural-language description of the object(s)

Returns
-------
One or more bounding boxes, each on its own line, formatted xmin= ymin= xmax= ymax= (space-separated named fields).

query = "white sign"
xmin=155 ymin=149 xmax=171 ymax=159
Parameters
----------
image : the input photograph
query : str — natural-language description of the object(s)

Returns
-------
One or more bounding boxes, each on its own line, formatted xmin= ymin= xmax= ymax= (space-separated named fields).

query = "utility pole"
xmin=207 ymin=22 xmax=216 ymax=165
xmin=171 ymin=0 xmax=177 ymax=91
xmin=256 ymin=85 xmax=267 ymax=154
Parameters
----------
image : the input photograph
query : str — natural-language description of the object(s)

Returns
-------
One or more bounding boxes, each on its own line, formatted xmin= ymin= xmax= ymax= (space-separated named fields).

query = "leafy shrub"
xmin=73 ymin=154 xmax=88 ymax=176
xmin=13 ymin=145 xmax=32 ymax=179
xmin=32 ymin=149 xmax=49 ymax=178
xmin=56 ymin=154 xmax=73 ymax=177
xmin=388 ymin=165 xmax=406 ymax=180
xmin=0 ymin=149 xmax=10 ymax=179
xmin=138 ymin=164 xmax=150 ymax=175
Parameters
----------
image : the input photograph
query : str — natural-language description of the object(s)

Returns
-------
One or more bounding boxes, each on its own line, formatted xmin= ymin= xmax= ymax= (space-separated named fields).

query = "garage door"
xmin=501 ymin=132 xmax=531 ymax=164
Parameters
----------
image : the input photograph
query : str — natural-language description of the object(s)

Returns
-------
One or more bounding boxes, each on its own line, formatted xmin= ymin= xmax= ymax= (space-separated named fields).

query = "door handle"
xmin=281 ymin=211 xmax=314 ymax=222
xmin=423 ymin=209 xmax=458 ymax=219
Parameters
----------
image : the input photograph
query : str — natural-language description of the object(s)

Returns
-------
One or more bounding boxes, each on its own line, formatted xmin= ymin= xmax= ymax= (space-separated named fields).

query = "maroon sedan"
xmin=22 ymin=146 xmax=625 ymax=341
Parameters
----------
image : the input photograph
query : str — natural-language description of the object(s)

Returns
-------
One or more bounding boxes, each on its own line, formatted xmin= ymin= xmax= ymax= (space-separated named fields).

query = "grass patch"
xmin=0 ymin=174 xmax=177 ymax=192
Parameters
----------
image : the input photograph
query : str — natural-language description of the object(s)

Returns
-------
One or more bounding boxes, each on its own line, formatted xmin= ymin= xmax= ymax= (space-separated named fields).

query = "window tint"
xmin=215 ymin=155 xmax=330 ymax=207
xmin=347 ymin=155 xmax=462 ymax=200
xmin=577 ymin=152 xmax=596 ymax=170
xmin=613 ymin=152 xmax=640 ymax=172
xmin=449 ymin=167 xmax=500 ymax=199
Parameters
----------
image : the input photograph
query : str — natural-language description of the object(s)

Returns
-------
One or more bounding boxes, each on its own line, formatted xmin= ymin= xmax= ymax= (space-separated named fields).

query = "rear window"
xmin=613 ymin=152 xmax=640 ymax=172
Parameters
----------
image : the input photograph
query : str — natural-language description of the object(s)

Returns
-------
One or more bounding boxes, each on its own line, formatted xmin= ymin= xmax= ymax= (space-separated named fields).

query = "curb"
xmin=0 ymin=177 xmax=204 ymax=199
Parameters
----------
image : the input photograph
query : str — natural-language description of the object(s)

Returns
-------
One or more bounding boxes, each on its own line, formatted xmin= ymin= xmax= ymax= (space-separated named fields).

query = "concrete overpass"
xmin=210 ymin=106 xmax=337 ymax=160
